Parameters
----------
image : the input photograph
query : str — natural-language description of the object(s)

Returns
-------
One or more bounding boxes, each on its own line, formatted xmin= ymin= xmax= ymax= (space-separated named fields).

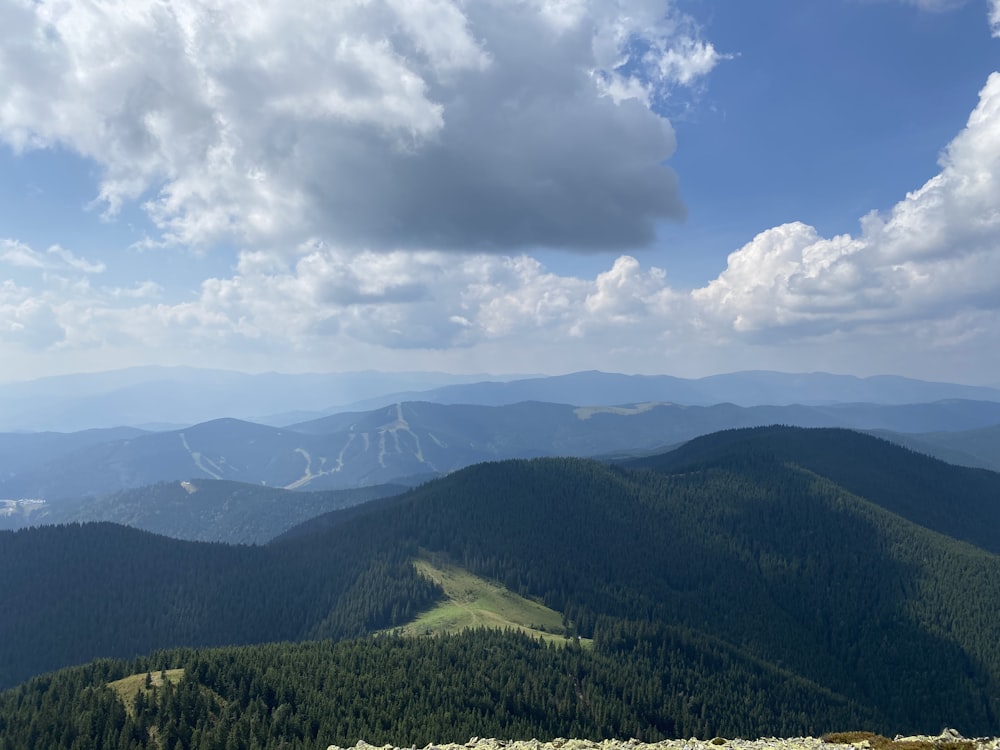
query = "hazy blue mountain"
xmin=4 ymin=367 xmax=999 ymax=433
xmin=869 ymin=424 xmax=1000 ymax=473
xmin=695 ymin=371 xmax=1000 ymax=406
xmin=0 ymin=426 xmax=148 ymax=479
xmin=4 ymin=399 xmax=1000 ymax=504
xmin=0 ymin=366 xmax=508 ymax=432
xmin=343 ymin=370 xmax=1000 ymax=410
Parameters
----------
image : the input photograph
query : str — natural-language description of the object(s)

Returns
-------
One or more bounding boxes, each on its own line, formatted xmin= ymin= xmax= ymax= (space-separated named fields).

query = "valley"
xmin=2 ymin=370 xmax=1000 ymax=748
xmin=2 ymin=425 xmax=1000 ymax=746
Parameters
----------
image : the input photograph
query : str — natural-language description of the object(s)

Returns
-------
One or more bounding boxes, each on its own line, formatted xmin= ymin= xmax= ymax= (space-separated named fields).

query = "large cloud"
xmin=3 ymin=5 xmax=999 ymax=383
xmin=3 ymin=72 xmax=1000 ymax=380
xmin=0 ymin=0 xmax=722 ymax=252
xmin=693 ymin=73 xmax=1000 ymax=345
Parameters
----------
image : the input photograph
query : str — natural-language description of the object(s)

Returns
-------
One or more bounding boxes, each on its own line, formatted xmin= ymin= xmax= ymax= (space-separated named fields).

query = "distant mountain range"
xmin=2 ymin=366 xmax=999 ymax=432
xmin=3 ymin=399 xmax=1000 ymax=509
xmin=0 ymin=366 xmax=509 ymax=432
xmin=341 ymin=369 xmax=1000 ymax=411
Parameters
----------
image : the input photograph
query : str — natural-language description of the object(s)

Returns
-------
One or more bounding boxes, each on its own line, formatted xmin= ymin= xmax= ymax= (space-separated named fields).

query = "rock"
xmin=330 ymin=735 xmax=1000 ymax=750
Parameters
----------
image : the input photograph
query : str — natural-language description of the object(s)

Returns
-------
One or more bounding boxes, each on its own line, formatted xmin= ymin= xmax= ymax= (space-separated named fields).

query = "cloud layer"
xmin=5 ymin=68 xmax=1000 ymax=381
xmin=1 ymin=2 xmax=998 ymax=383
xmin=0 ymin=0 xmax=725 ymax=252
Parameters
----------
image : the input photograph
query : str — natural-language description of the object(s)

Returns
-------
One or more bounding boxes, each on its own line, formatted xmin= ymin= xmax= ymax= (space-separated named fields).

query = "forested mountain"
xmin=5 ymin=399 xmax=1000 ymax=505
xmin=0 ymin=522 xmax=438 ymax=690
xmin=17 ymin=479 xmax=406 ymax=544
xmin=2 ymin=427 xmax=1000 ymax=743
xmin=0 ymin=631 xmax=882 ymax=749
xmin=623 ymin=426 xmax=1000 ymax=555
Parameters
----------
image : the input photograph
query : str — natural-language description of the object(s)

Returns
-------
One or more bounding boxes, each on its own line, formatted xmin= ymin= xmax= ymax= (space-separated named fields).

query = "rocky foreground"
xmin=329 ymin=730 xmax=1000 ymax=750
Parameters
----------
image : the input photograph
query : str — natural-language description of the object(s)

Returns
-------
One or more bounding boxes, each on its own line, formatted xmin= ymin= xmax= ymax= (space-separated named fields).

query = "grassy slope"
xmin=108 ymin=669 xmax=185 ymax=717
xmin=389 ymin=555 xmax=584 ymax=646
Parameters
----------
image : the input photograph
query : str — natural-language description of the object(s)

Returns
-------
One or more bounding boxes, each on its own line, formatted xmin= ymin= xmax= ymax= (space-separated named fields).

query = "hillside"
xmin=623 ymin=426 xmax=1000 ymax=555
xmin=2 ymin=428 xmax=1000 ymax=740
xmin=26 ymin=479 xmax=406 ymax=544
xmin=0 ymin=522 xmax=439 ymax=689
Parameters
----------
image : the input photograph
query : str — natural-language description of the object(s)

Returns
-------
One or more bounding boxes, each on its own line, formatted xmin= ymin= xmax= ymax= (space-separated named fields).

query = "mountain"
xmin=6 ymin=399 xmax=1000 ymax=504
xmin=0 ymin=366 xmax=508 ymax=432
xmin=869 ymin=425 xmax=1000 ymax=473
xmin=623 ymin=426 xmax=1000 ymax=556
xmin=3 ymin=367 xmax=999 ymax=433
xmin=20 ymin=479 xmax=406 ymax=544
xmin=2 ymin=427 xmax=1000 ymax=740
xmin=0 ymin=426 xmax=148 ymax=479
xmin=341 ymin=370 xmax=1000 ymax=410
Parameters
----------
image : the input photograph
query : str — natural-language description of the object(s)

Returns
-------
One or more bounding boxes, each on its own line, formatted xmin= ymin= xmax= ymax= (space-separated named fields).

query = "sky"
xmin=1 ymin=0 xmax=999 ymax=385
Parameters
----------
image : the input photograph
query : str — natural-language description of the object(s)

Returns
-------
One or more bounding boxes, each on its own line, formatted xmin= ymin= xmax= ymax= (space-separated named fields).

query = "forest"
xmin=2 ymin=427 xmax=999 ymax=747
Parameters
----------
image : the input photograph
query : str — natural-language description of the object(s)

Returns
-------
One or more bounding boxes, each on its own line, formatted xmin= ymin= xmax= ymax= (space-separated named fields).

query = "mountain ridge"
xmin=2 ymin=427 xmax=1000 ymax=739
xmin=3 ymin=367 xmax=999 ymax=432
xmin=4 ymin=399 xmax=1000 ymax=507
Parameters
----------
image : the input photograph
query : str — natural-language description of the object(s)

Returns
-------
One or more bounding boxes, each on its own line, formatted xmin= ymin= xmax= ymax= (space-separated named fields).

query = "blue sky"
xmin=1 ymin=0 xmax=999 ymax=385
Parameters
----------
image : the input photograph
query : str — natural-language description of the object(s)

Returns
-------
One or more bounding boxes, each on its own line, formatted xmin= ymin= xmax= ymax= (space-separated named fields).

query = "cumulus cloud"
xmin=991 ymin=0 xmax=1000 ymax=35
xmin=3 ymin=33 xmax=999 ymax=383
xmin=693 ymin=73 xmax=1000 ymax=345
xmin=0 ymin=0 xmax=722 ymax=252
xmin=5 ymin=72 xmax=1000 ymax=376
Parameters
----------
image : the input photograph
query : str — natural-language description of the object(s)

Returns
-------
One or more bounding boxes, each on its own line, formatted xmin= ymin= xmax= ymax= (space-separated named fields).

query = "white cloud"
xmin=693 ymin=73 xmax=1000 ymax=345
xmin=589 ymin=0 xmax=729 ymax=108
xmin=3 ymin=61 xmax=1000 ymax=380
xmin=2 ymin=11 xmax=999 ymax=385
xmin=0 ymin=0 xmax=719 ymax=253
xmin=0 ymin=240 xmax=105 ymax=275
xmin=894 ymin=0 xmax=1000 ymax=34
xmin=652 ymin=38 xmax=727 ymax=87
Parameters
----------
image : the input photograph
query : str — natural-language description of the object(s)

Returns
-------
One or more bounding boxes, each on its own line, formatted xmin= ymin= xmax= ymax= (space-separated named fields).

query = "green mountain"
xmin=22 ymin=479 xmax=406 ymax=544
xmin=623 ymin=426 xmax=1000 ymax=555
xmin=0 ymin=521 xmax=439 ymax=690
xmin=2 ymin=427 xmax=1000 ymax=743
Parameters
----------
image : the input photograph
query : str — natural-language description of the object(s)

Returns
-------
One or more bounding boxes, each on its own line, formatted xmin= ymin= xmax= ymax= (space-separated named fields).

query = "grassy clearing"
xmin=387 ymin=554 xmax=590 ymax=647
xmin=574 ymin=403 xmax=660 ymax=420
xmin=108 ymin=669 xmax=185 ymax=717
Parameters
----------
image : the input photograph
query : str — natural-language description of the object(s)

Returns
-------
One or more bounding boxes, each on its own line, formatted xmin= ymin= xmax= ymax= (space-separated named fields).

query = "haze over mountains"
xmin=3 ymin=367 xmax=1000 ymax=544
xmin=4 ymin=399 xmax=1000 ymax=523
xmin=2 ymin=367 xmax=999 ymax=433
